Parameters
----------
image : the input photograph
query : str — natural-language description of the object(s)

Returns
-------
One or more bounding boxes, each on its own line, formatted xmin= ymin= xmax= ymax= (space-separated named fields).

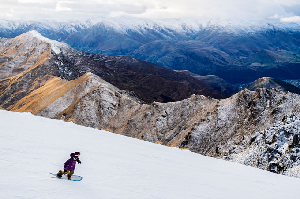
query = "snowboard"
xmin=50 ymin=173 xmax=83 ymax=181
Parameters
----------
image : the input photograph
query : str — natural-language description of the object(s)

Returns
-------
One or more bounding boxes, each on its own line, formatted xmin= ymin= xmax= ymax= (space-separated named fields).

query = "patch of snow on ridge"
xmin=23 ymin=30 xmax=70 ymax=54
xmin=227 ymin=114 xmax=300 ymax=176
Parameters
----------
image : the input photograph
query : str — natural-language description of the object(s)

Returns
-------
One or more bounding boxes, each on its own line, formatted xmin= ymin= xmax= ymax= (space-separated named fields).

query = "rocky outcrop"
xmin=224 ymin=114 xmax=300 ymax=177
xmin=246 ymin=77 xmax=300 ymax=95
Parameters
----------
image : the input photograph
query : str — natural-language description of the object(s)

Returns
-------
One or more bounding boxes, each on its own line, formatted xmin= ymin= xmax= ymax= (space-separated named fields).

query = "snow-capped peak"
xmin=20 ymin=30 xmax=70 ymax=54
xmin=25 ymin=30 xmax=45 ymax=39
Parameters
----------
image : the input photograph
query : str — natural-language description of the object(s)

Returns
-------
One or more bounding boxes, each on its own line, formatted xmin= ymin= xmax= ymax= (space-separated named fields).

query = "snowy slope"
xmin=20 ymin=30 xmax=72 ymax=54
xmin=1 ymin=109 xmax=300 ymax=199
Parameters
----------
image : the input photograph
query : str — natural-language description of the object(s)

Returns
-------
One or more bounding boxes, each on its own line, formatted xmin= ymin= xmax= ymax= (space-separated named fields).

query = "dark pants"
xmin=57 ymin=169 xmax=74 ymax=180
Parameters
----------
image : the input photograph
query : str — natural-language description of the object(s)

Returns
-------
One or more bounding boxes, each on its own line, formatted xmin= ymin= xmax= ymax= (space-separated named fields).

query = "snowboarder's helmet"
xmin=74 ymin=152 xmax=80 ymax=156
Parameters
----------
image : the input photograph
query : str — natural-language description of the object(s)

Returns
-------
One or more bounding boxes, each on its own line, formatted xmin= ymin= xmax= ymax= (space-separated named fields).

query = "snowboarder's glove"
xmin=77 ymin=159 xmax=81 ymax=164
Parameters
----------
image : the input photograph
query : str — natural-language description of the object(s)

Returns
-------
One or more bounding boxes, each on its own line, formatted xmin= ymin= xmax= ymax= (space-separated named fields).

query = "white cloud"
xmin=124 ymin=0 xmax=290 ymax=20
xmin=0 ymin=0 xmax=300 ymax=21
xmin=269 ymin=14 xmax=281 ymax=19
xmin=18 ymin=0 xmax=53 ymax=4
xmin=55 ymin=2 xmax=72 ymax=12
xmin=281 ymin=16 xmax=300 ymax=23
xmin=274 ymin=0 xmax=300 ymax=6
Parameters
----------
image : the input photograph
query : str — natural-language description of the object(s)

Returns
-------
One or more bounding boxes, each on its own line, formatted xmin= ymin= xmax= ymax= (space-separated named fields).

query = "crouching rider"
xmin=57 ymin=152 xmax=81 ymax=180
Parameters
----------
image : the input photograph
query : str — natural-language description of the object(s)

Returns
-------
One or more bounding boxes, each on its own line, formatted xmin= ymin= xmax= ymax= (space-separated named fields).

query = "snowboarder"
xmin=57 ymin=152 xmax=81 ymax=180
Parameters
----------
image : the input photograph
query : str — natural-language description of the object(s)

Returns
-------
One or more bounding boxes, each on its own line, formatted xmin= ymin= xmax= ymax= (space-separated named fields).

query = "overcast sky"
xmin=0 ymin=0 xmax=300 ymax=23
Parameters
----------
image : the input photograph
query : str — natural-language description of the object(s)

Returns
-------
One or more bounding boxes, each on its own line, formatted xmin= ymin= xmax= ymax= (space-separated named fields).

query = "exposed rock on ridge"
xmin=246 ymin=77 xmax=300 ymax=95
xmin=225 ymin=114 xmax=300 ymax=177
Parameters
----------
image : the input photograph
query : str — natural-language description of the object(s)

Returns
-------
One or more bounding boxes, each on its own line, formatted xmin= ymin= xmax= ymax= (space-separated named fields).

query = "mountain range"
xmin=0 ymin=30 xmax=222 ymax=107
xmin=1 ymin=17 xmax=300 ymax=84
xmin=1 ymin=31 xmax=300 ymax=178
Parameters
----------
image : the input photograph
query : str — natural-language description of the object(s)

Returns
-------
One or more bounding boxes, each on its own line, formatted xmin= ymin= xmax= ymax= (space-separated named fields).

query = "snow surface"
xmin=1 ymin=109 xmax=300 ymax=199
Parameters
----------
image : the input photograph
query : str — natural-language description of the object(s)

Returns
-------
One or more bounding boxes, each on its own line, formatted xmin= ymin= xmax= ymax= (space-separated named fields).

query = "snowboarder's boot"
xmin=57 ymin=170 xmax=63 ymax=178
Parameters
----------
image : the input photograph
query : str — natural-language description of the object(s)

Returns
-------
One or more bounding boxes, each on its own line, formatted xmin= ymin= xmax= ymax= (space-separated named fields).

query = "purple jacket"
xmin=64 ymin=153 xmax=81 ymax=171
xmin=64 ymin=158 xmax=77 ymax=171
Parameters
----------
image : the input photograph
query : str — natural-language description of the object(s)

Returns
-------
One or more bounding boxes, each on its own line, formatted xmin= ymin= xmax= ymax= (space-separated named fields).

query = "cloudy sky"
xmin=0 ymin=0 xmax=300 ymax=23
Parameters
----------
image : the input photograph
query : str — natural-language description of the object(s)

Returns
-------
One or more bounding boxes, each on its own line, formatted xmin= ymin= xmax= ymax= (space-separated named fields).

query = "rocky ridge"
xmin=246 ymin=77 xmax=300 ymax=95
xmin=226 ymin=114 xmax=300 ymax=177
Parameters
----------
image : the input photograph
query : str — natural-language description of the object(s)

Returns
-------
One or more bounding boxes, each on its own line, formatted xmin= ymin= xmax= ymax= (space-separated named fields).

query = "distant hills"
xmin=175 ymin=70 xmax=240 ymax=97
